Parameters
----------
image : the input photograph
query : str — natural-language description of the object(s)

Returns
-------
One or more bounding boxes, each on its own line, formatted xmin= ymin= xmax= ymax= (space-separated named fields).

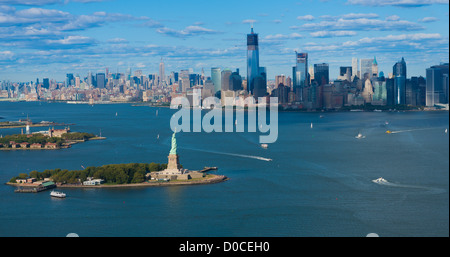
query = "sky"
xmin=0 ymin=0 xmax=449 ymax=82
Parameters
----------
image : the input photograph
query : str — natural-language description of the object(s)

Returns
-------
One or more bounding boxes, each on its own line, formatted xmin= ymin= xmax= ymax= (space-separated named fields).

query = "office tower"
xmin=352 ymin=58 xmax=358 ymax=79
xmin=339 ymin=66 xmax=352 ymax=81
xmin=229 ymin=69 xmax=243 ymax=91
xmin=247 ymin=26 xmax=260 ymax=95
xmin=180 ymin=69 xmax=190 ymax=92
xmin=386 ymin=78 xmax=395 ymax=106
xmin=66 ymin=73 xmax=74 ymax=87
xmin=172 ymin=72 xmax=179 ymax=83
xmin=372 ymin=78 xmax=387 ymax=104
xmin=211 ymin=67 xmax=221 ymax=93
xmin=360 ymin=58 xmax=373 ymax=79
xmin=36 ymin=78 xmax=39 ymax=85
xmin=426 ymin=63 xmax=449 ymax=106
xmin=314 ymin=63 xmax=329 ymax=86
xmin=372 ymin=57 xmax=378 ymax=78
xmin=292 ymin=52 xmax=308 ymax=102
xmin=87 ymin=71 xmax=93 ymax=87
xmin=393 ymin=57 xmax=407 ymax=105
xmin=43 ymin=78 xmax=49 ymax=89
xmin=75 ymin=76 xmax=80 ymax=88
xmin=221 ymin=69 xmax=232 ymax=91
xmin=275 ymin=75 xmax=286 ymax=87
xmin=96 ymin=73 xmax=105 ymax=89
xmin=159 ymin=58 xmax=165 ymax=86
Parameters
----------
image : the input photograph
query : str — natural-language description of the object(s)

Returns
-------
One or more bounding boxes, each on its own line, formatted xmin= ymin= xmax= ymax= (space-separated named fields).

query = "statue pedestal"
xmin=159 ymin=154 xmax=182 ymax=175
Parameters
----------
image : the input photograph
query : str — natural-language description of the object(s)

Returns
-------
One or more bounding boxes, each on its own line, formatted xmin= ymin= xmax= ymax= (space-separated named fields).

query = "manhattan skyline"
xmin=0 ymin=0 xmax=449 ymax=82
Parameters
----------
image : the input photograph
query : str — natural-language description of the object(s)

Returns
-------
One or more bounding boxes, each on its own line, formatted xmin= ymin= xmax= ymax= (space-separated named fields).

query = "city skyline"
xmin=0 ymin=0 xmax=449 ymax=82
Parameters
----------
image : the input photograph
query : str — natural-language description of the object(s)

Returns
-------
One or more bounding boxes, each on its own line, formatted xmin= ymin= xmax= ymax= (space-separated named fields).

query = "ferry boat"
xmin=372 ymin=177 xmax=388 ymax=183
xmin=50 ymin=190 xmax=66 ymax=198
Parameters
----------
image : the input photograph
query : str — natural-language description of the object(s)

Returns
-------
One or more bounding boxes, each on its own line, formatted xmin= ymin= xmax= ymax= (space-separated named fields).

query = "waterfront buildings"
xmin=426 ymin=63 xmax=449 ymax=106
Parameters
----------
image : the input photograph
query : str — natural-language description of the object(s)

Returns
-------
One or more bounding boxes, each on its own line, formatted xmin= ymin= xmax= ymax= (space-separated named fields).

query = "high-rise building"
xmin=221 ymin=69 xmax=232 ymax=91
xmin=96 ymin=73 xmax=105 ymax=89
xmin=352 ymin=58 xmax=358 ymax=79
xmin=393 ymin=57 xmax=407 ymax=105
xmin=360 ymin=58 xmax=373 ymax=79
xmin=372 ymin=56 xmax=378 ymax=78
xmin=211 ymin=67 xmax=221 ymax=93
xmin=426 ymin=63 xmax=449 ymax=106
xmin=314 ymin=63 xmax=329 ymax=86
xmin=229 ymin=69 xmax=243 ymax=91
xmin=159 ymin=57 xmax=165 ymax=86
xmin=247 ymin=26 xmax=260 ymax=95
xmin=180 ymin=69 xmax=190 ymax=92
xmin=292 ymin=52 xmax=308 ymax=102
xmin=42 ymin=78 xmax=49 ymax=89
xmin=66 ymin=73 xmax=74 ymax=87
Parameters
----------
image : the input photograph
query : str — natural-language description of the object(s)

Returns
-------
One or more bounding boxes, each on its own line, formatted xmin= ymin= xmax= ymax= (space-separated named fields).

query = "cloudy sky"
xmin=0 ymin=0 xmax=448 ymax=82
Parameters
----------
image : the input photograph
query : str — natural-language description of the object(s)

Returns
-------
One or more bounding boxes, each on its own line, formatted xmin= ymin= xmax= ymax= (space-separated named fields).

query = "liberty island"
xmin=7 ymin=130 xmax=227 ymax=190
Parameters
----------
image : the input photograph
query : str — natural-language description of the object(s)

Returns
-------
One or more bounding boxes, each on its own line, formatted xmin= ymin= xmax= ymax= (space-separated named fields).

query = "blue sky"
xmin=0 ymin=0 xmax=448 ymax=82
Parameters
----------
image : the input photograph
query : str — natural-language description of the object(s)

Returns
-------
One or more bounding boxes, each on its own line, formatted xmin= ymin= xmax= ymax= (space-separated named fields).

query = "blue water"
xmin=0 ymin=102 xmax=448 ymax=237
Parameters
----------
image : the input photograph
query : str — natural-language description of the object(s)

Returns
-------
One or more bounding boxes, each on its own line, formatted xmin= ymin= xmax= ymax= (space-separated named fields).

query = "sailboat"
xmin=115 ymin=112 xmax=118 ymax=117
xmin=157 ymin=134 xmax=160 ymax=140
xmin=310 ymin=123 xmax=313 ymax=129
xmin=445 ymin=128 xmax=448 ymax=134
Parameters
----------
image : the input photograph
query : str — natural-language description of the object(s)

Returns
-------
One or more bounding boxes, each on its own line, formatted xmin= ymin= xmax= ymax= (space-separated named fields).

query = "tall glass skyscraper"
xmin=393 ymin=57 xmax=407 ymax=105
xmin=293 ymin=52 xmax=308 ymax=101
xmin=426 ymin=63 xmax=449 ymax=106
xmin=211 ymin=67 xmax=221 ymax=93
xmin=247 ymin=26 xmax=260 ymax=95
xmin=314 ymin=63 xmax=329 ymax=86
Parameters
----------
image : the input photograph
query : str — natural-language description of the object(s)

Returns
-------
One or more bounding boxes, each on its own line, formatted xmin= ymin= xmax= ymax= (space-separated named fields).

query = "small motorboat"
xmin=355 ymin=133 xmax=365 ymax=139
xmin=50 ymin=190 xmax=66 ymax=198
xmin=372 ymin=177 xmax=388 ymax=183
xmin=261 ymin=144 xmax=268 ymax=149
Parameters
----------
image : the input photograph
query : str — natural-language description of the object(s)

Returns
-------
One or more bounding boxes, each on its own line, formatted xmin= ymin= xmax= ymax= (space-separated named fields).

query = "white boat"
xmin=310 ymin=123 xmax=313 ymax=128
xmin=372 ymin=177 xmax=388 ymax=183
xmin=445 ymin=128 xmax=448 ymax=134
xmin=115 ymin=112 xmax=118 ymax=116
xmin=261 ymin=144 xmax=268 ymax=149
xmin=157 ymin=134 xmax=160 ymax=139
xmin=355 ymin=133 xmax=365 ymax=139
xmin=50 ymin=190 xmax=66 ymax=198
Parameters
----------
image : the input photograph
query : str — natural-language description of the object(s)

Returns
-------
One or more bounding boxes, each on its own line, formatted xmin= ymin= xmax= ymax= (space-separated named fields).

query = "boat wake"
xmin=372 ymin=178 xmax=446 ymax=194
xmin=183 ymin=147 xmax=272 ymax=162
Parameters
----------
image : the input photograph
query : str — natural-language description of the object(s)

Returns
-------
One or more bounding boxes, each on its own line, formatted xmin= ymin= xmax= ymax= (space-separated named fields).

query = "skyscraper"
xmin=229 ymin=69 xmax=243 ymax=91
xmin=247 ymin=26 xmax=260 ymax=95
xmin=360 ymin=58 xmax=373 ymax=79
xmin=372 ymin=56 xmax=378 ymax=78
xmin=393 ymin=57 xmax=407 ymax=105
xmin=180 ymin=69 xmax=190 ymax=92
xmin=293 ymin=52 xmax=308 ymax=101
xmin=352 ymin=57 xmax=358 ymax=79
xmin=96 ymin=73 xmax=105 ymax=89
xmin=221 ymin=69 xmax=232 ymax=91
xmin=314 ymin=63 xmax=329 ymax=86
xmin=159 ymin=57 xmax=165 ymax=86
xmin=426 ymin=63 xmax=449 ymax=106
xmin=211 ymin=67 xmax=221 ymax=93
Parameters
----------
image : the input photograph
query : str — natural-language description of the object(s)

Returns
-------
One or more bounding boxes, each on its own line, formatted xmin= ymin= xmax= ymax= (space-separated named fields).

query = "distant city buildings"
xmin=0 ymin=27 xmax=447 ymax=111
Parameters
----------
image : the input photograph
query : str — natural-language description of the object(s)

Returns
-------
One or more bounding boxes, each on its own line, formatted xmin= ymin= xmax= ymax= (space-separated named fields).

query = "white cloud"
xmin=300 ymin=17 xmax=424 ymax=31
xmin=346 ymin=0 xmax=449 ymax=7
xmin=310 ymin=30 xmax=357 ymax=37
xmin=297 ymin=15 xmax=314 ymax=21
xmin=418 ymin=17 xmax=439 ymax=22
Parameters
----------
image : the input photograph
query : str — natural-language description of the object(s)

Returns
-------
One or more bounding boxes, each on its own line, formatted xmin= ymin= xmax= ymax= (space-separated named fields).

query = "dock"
xmin=12 ymin=181 xmax=56 ymax=193
xmin=199 ymin=167 xmax=218 ymax=173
